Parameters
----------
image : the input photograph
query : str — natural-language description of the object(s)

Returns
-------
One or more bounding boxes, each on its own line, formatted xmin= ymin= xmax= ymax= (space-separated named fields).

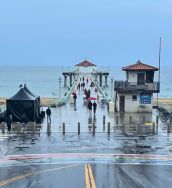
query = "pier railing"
xmin=114 ymin=81 xmax=160 ymax=93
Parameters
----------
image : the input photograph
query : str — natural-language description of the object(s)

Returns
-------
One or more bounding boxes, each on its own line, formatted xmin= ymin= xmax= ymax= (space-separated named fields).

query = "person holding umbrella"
xmin=73 ymin=93 xmax=77 ymax=104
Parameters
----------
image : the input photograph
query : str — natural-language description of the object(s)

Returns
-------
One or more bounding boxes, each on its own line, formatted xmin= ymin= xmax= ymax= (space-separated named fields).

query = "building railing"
xmin=114 ymin=81 xmax=160 ymax=93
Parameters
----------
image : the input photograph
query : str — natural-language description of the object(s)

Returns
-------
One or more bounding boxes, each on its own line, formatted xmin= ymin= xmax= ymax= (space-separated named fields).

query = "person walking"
xmin=88 ymin=100 xmax=93 ymax=113
xmin=77 ymin=83 xmax=80 ymax=91
xmin=46 ymin=107 xmax=52 ymax=124
xmin=73 ymin=93 xmax=77 ymax=104
xmin=88 ymin=89 xmax=91 ymax=98
xmin=93 ymin=101 xmax=97 ymax=114
xmin=6 ymin=115 xmax=12 ymax=133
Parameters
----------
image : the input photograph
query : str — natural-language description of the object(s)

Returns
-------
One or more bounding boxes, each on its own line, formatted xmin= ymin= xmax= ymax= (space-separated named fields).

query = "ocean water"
xmin=0 ymin=66 xmax=171 ymax=98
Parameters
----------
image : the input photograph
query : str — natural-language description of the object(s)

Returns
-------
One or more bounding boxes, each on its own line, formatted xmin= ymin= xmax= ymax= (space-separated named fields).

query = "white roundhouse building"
xmin=75 ymin=60 xmax=97 ymax=74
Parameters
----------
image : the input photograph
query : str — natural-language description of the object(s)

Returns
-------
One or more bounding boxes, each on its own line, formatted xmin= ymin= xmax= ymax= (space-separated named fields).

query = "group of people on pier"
xmin=88 ymin=100 xmax=97 ymax=114
xmin=84 ymin=88 xmax=91 ymax=99
xmin=75 ymin=76 xmax=98 ymax=114
xmin=45 ymin=75 xmax=99 ymax=128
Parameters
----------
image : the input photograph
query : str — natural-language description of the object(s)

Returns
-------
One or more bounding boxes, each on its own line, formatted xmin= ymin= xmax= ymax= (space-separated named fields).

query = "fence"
xmin=0 ymin=115 xmax=162 ymax=135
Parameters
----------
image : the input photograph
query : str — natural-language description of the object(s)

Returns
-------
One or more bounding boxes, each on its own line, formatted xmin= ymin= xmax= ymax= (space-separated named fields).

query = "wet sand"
xmin=0 ymin=97 xmax=6 ymax=105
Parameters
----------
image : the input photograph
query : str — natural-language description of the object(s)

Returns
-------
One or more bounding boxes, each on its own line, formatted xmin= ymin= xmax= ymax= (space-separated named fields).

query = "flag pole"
xmin=157 ymin=37 xmax=161 ymax=107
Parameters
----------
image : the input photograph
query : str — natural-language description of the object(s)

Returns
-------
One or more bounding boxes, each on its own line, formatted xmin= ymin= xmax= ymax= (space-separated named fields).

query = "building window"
xmin=132 ymin=95 xmax=137 ymax=101
xmin=146 ymin=71 xmax=154 ymax=83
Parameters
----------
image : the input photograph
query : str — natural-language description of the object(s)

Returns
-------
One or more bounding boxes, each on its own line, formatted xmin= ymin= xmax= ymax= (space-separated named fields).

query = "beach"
xmin=0 ymin=97 xmax=57 ymax=107
xmin=154 ymin=98 xmax=172 ymax=110
xmin=1 ymin=97 xmax=172 ymax=109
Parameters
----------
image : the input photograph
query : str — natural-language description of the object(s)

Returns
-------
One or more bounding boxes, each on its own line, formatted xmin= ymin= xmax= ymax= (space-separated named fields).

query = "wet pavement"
xmin=1 ymin=163 xmax=172 ymax=188
xmin=1 ymin=75 xmax=172 ymax=187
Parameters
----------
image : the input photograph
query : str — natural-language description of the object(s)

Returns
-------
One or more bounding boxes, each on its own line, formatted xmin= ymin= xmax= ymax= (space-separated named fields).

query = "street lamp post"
xmin=59 ymin=77 xmax=62 ymax=98
xmin=111 ymin=77 xmax=114 ymax=100
xmin=56 ymin=76 xmax=62 ymax=108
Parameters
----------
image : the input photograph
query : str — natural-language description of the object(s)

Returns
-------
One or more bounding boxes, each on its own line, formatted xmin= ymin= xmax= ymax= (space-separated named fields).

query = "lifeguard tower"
xmin=114 ymin=60 xmax=160 ymax=112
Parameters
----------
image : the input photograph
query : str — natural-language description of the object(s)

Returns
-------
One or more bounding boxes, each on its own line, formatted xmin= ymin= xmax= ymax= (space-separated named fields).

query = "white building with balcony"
xmin=114 ymin=60 xmax=159 ymax=113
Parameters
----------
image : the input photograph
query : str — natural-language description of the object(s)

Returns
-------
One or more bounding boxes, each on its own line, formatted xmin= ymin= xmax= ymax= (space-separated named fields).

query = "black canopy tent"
xmin=24 ymin=84 xmax=38 ymax=98
xmin=23 ymin=85 xmax=41 ymax=115
xmin=6 ymin=87 xmax=40 ymax=122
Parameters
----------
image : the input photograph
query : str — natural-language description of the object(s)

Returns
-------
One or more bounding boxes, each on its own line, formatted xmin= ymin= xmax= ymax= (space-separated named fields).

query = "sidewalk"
xmin=0 ymin=130 xmax=15 ymax=156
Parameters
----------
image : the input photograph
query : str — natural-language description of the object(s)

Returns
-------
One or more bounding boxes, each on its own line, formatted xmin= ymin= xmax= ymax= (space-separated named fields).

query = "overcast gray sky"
xmin=0 ymin=0 xmax=171 ymax=67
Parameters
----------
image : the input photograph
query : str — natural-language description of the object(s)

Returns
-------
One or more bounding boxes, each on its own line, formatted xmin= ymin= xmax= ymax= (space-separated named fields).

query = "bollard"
xmin=47 ymin=123 xmax=51 ymax=135
xmin=16 ymin=123 xmax=20 ymax=134
xmin=63 ymin=123 xmax=65 ymax=135
xmin=129 ymin=116 xmax=132 ymax=124
xmin=116 ymin=116 xmax=118 ymax=125
xmin=33 ymin=122 xmax=36 ymax=134
xmin=155 ymin=124 xmax=158 ymax=134
xmin=152 ymin=123 xmax=156 ymax=133
xmin=167 ymin=124 xmax=171 ymax=133
xmin=22 ymin=123 xmax=26 ymax=133
xmin=103 ymin=115 xmax=106 ymax=126
xmin=108 ymin=122 xmax=110 ymax=135
xmin=47 ymin=123 xmax=50 ymax=131
xmin=78 ymin=122 xmax=80 ymax=135
xmin=143 ymin=116 xmax=145 ymax=124
xmin=93 ymin=122 xmax=95 ymax=136
xmin=156 ymin=116 xmax=159 ymax=125
xmin=2 ymin=122 xmax=5 ymax=134
xmin=103 ymin=125 xmax=105 ymax=132
xmin=170 ymin=116 xmax=172 ymax=124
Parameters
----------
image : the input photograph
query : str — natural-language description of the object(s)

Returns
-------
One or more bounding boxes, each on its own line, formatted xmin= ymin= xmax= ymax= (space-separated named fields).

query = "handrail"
xmin=56 ymin=75 xmax=79 ymax=106
xmin=92 ymin=77 xmax=112 ymax=104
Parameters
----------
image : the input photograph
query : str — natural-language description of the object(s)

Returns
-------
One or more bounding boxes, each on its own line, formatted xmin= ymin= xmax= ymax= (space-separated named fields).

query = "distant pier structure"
xmin=62 ymin=59 xmax=110 ymax=87
xmin=92 ymin=72 xmax=109 ymax=87
xmin=114 ymin=60 xmax=160 ymax=113
xmin=75 ymin=59 xmax=110 ymax=87
xmin=62 ymin=72 xmax=79 ymax=87
xmin=62 ymin=59 xmax=96 ymax=87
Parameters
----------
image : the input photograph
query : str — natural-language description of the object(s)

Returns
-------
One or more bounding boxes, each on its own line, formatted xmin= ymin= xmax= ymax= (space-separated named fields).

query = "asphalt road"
xmin=1 ymin=130 xmax=172 ymax=188
xmin=1 ymin=162 xmax=172 ymax=188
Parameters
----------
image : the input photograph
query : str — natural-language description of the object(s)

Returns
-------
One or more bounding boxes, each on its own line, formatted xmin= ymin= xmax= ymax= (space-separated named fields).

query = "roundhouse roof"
xmin=75 ymin=60 xmax=96 ymax=67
